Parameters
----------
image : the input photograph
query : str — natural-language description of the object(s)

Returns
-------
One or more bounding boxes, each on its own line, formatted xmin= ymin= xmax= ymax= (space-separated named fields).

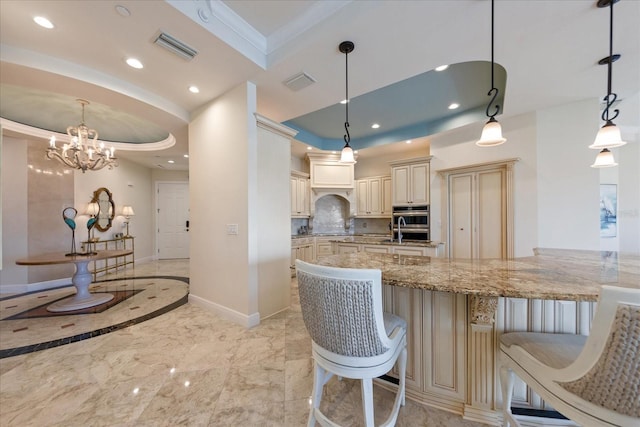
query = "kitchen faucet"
xmin=397 ymin=216 xmax=406 ymax=244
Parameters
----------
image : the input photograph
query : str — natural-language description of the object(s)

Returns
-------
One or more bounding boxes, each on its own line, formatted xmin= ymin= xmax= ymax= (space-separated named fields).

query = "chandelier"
xmin=476 ymin=0 xmax=506 ymax=147
xmin=47 ymin=99 xmax=118 ymax=173
xmin=590 ymin=0 xmax=626 ymax=168
xmin=339 ymin=41 xmax=357 ymax=164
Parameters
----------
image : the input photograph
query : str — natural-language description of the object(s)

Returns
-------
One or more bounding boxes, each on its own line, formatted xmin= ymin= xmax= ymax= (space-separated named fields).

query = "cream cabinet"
xmin=291 ymin=237 xmax=315 ymax=276
xmin=355 ymin=176 xmax=392 ymax=217
xmin=290 ymin=171 xmax=310 ymax=217
xmin=390 ymin=157 xmax=431 ymax=206
xmin=314 ymin=236 xmax=335 ymax=260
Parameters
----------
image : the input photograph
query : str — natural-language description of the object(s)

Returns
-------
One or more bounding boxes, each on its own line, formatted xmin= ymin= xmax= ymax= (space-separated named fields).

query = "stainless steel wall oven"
xmin=392 ymin=205 xmax=430 ymax=241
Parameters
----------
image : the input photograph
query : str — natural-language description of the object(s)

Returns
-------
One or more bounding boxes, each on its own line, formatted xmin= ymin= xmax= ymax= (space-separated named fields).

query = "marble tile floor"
xmin=0 ymin=259 xmax=487 ymax=426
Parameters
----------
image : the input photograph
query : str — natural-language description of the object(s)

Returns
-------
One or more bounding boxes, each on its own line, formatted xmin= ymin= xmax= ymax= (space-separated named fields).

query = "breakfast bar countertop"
xmin=314 ymin=248 xmax=640 ymax=302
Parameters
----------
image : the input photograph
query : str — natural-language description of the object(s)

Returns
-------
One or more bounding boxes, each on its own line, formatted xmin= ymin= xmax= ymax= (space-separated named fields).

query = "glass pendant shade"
xmin=591 ymin=148 xmax=617 ymax=168
xmin=589 ymin=121 xmax=627 ymax=150
xmin=476 ymin=117 xmax=506 ymax=147
xmin=340 ymin=145 xmax=356 ymax=164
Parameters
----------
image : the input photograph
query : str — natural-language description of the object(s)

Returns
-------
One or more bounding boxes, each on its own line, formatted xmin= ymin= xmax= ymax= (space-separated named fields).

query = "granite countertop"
xmin=327 ymin=236 xmax=441 ymax=248
xmin=291 ymin=234 xmax=441 ymax=248
xmin=314 ymin=248 xmax=640 ymax=302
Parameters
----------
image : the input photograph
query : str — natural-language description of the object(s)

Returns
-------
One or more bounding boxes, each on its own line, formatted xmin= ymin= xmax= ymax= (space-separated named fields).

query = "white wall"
xmin=189 ymin=82 xmax=257 ymax=325
xmin=355 ymin=145 xmax=428 ymax=179
xmin=0 ymin=136 xmax=28 ymax=286
xmin=74 ymin=157 xmax=154 ymax=262
xmin=257 ymin=117 xmax=295 ymax=318
xmin=536 ymin=98 xmax=601 ymax=250
xmin=429 ymin=111 xmax=539 ymax=257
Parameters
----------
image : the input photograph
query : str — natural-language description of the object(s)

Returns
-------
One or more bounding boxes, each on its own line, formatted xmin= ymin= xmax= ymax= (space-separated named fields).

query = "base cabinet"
xmin=376 ymin=288 xmax=594 ymax=426
xmin=291 ymin=237 xmax=314 ymax=276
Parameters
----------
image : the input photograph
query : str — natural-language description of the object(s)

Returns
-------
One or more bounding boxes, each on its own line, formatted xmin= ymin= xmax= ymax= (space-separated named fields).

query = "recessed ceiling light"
xmin=167 ymin=160 xmax=175 ymax=164
xmin=331 ymin=151 xmax=337 ymax=154
xmin=33 ymin=16 xmax=54 ymax=29
xmin=115 ymin=5 xmax=131 ymax=17
xmin=188 ymin=85 xmax=200 ymax=94
xmin=435 ymin=64 xmax=449 ymax=72
xmin=126 ymin=58 xmax=143 ymax=69
xmin=448 ymin=103 xmax=460 ymax=110
xmin=307 ymin=146 xmax=312 ymax=150
xmin=354 ymin=150 xmax=358 ymax=154
xmin=406 ymin=140 xmax=412 ymax=144
xmin=183 ymin=154 xmax=189 ymax=158
xmin=371 ymin=123 xmax=380 ymax=129
xmin=340 ymin=99 xmax=348 ymax=104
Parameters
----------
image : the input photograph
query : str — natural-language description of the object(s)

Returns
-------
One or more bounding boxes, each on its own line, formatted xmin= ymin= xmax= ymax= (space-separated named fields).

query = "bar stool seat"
xmin=499 ymin=286 xmax=640 ymax=427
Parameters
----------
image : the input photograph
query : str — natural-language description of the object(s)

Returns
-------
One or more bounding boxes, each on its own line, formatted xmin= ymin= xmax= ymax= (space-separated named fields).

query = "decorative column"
xmin=465 ymin=295 xmax=501 ymax=425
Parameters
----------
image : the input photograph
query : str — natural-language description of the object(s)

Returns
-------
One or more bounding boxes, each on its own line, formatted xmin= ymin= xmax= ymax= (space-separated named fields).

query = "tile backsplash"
xmin=291 ymin=194 xmax=392 ymax=236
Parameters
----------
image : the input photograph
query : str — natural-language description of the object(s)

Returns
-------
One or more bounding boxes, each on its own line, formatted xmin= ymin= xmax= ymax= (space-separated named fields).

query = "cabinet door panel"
xmin=392 ymin=166 xmax=410 ymax=206
xmin=382 ymin=177 xmax=392 ymax=215
xmin=369 ymin=178 xmax=382 ymax=215
xmin=410 ymin=163 xmax=429 ymax=205
xmin=356 ymin=180 xmax=369 ymax=215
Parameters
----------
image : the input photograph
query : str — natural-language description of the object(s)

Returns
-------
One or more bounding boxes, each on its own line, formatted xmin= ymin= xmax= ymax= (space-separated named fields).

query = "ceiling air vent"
xmin=154 ymin=31 xmax=198 ymax=61
xmin=283 ymin=72 xmax=317 ymax=91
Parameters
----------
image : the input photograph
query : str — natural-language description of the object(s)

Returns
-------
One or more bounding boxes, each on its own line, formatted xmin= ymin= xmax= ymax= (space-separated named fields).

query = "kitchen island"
xmin=315 ymin=249 xmax=640 ymax=426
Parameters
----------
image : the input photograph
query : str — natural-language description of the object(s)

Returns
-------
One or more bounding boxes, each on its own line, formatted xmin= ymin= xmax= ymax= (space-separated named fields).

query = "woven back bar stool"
xmin=296 ymin=260 xmax=407 ymax=427
xmin=499 ymin=285 xmax=640 ymax=427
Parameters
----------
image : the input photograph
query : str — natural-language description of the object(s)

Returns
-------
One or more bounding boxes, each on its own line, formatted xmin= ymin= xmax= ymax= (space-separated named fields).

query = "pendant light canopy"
xmin=339 ymin=41 xmax=356 ymax=164
xmin=590 ymin=0 xmax=626 ymax=168
xmin=476 ymin=0 xmax=506 ymax=147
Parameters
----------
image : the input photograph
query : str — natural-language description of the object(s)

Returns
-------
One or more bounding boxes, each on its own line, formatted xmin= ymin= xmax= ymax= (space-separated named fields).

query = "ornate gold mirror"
xmin=90 ymin=187 xmax=115 ymax=232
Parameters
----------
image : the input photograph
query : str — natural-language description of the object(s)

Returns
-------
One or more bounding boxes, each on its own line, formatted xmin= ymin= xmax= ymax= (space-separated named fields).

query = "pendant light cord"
xmin=485 ymin=0 xmax=500 ymax=119
xmin=602 ymin=0 xmax=619 ymax=123
xmin=344 ymin=47 xmax=351 ymax=146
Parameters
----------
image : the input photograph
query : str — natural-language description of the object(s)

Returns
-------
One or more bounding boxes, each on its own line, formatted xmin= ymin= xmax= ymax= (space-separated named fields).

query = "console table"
xmin=16 ymin=250 xmax=133 ymax=312
xmin=81 ymin=236 xmax=134 ymax=280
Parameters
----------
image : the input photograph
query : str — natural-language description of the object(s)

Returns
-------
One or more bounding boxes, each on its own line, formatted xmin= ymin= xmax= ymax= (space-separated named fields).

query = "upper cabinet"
xmin=307 ymin=152 xmax=354 ymax=190
xmin=390 ymin=157 xmax=431 ymax=206
xmin=355 ymin=176 xmax=392 ymax=217
xmin=290 ymin=170 xmax=310 ymax=217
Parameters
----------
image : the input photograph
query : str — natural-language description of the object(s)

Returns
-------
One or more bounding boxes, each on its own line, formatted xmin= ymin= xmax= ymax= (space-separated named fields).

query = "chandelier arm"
xmin=484 ymin=0 xmax=501 ymax=120
xmin=486 ymin=87 xmax=501 ymax=119
xmin=601 ymin=0 xmax=618 ymax=123
xmin=344 ymin=121 xmax=351 ymax=145
xmin=343 ymin=45 xmax=350 ymax=145
xmin=601 ymin=93 xmax=619 ymax=122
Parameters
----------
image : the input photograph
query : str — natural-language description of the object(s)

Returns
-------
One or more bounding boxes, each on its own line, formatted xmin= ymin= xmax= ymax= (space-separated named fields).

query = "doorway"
xmin=439 ymin=159 xmax=517 ymax=259
xmin=157 ymin=182 xmax=190 ymax=259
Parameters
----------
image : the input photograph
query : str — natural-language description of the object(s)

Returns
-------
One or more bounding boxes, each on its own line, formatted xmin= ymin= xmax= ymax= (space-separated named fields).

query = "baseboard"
xmin=188 ymin=293 xmax=260 ymax=328
xmin=0 ymin=278 xmax=72 ymax=294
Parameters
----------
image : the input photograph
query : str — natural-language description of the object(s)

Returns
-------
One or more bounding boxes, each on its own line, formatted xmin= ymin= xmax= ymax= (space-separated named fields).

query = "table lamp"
xmin=122 ymin=205 xmax=135 ymax=237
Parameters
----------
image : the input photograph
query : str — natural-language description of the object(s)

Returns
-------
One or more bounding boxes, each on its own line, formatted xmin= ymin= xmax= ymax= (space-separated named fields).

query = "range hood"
xmin=306 ymin=152 xmax=356 ymax=217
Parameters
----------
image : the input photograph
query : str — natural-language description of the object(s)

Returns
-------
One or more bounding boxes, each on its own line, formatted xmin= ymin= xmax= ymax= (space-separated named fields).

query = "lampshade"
xmin=591 ymin=148 xmax=618 ymax=168
xmin=340 ymin=145 xmax=356 ymax=164
xmin=589 ymin=121 xmax=627 ymax=150
xmin=122 ymin=206 xmax=135 ymax=217
xmin=86 ymin=202 xmax=100 ymax=216
xmin=476 ymin=117 xmax=506 ymax=147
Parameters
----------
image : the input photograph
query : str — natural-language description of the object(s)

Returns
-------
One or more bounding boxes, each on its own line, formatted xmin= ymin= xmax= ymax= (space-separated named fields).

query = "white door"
xmin=450 ymin=174 xmax=473 ymax=259
xmin=449 ymin=169 xmax=505 ymax=259
xmin=157 ymin=182 xmax=190 ymax=259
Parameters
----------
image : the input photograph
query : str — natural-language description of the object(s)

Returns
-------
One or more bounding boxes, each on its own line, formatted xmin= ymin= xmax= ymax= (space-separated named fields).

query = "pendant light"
xmin=590 ymin=0 xmax=626 ymax=168
xmin=476 ymin=0 xmax=506 ymax=147
xmin=339 ymin=41 xmax=356 ymax=164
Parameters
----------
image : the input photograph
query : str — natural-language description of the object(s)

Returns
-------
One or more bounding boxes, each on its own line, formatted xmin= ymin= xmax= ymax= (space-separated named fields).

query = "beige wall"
xmin=1 ymin=134 xmax=157 ymax=290
xmin=257 ymin=118 xmax=295 ymax=318
xmin=189 ymin=82 xmax=256 ymax=323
